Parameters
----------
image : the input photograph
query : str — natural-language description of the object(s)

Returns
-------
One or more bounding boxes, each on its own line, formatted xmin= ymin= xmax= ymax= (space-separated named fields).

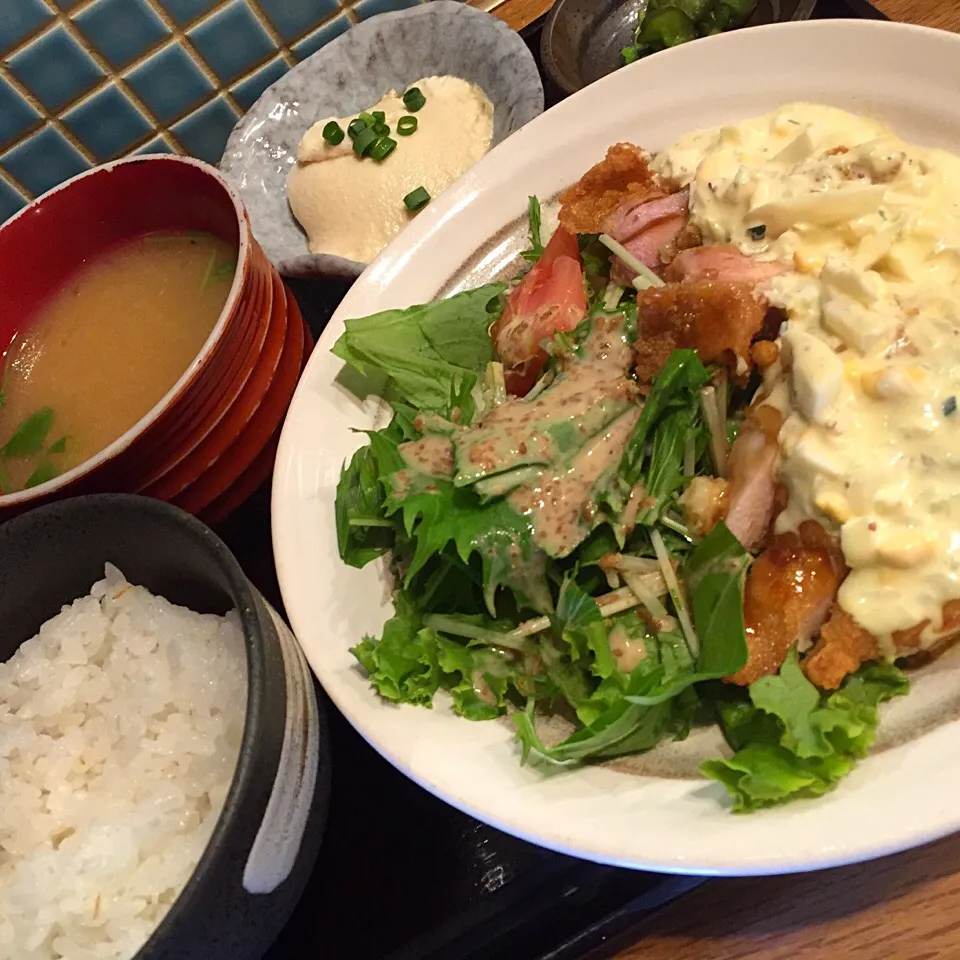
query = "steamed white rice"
xmin=0 ymin=565 xmax=247 ymax=960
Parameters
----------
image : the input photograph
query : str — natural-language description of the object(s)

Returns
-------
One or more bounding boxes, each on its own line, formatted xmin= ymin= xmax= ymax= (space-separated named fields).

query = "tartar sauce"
xmin=654 ymin=103 xmax=960 ymax=655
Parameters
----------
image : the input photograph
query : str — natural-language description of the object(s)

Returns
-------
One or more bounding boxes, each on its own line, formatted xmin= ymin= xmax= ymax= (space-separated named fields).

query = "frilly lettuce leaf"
xmin=436 ymin=637 xmax=514 ymax=722
xmin=352 ymin=592 xmax=520 ymax=720
xmin=351 ymin=592 xmax=441 ymax=707
xmin=702 ymin=650 xmax=909 ymax=811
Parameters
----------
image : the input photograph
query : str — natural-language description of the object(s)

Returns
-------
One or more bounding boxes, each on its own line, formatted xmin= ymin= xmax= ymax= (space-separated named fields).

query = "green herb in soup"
xmin=0 ymin=231 xmax=236 ymax=494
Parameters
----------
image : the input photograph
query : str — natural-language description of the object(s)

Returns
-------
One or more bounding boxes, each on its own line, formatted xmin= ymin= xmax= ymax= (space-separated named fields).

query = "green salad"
xmin=622 ymin=0 xmax=760 ymax=64
xmin=333 ymin=198 xmax=908 ymax=813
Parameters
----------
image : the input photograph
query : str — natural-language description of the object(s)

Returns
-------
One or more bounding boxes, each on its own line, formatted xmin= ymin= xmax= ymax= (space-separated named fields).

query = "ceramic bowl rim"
xmin=0 ymin=156 xmax=251 ymax=509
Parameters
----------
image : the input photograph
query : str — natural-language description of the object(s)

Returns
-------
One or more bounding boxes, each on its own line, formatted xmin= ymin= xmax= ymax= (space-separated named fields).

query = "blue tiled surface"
xmin=63 ymin=83 xmax=154 ymax=160
xmin=257 ymin=0 xmax=340 ymax=43
xmin=136 ymin=136 xmax=175 ymax=155
xmin=126 ymin=43 xmax=215 ymax=124
xmin=0 ymin=83 xmax=41 ymax=152
xmin=0 ymin=179 xmax=28 ymax=224
xmin=0 ymin=0 xmax=432 ymax=221
xmin=161 ymin=0 xmax=219 ymax=26
xmin=188 ymin=1 xmax=275 ymax=83
xmin=8 ymin=25 xmax=105 ymax=113
xmin=0 ymin=0 xmax=53 ymax=55
xmin=292 ymin=14 xmax=352 ymax=59
xmin=172 ymin=95 xmax=240 ymax=164
xmin=2 ymin=126 xmax=88 ymax=197
xmin=231 ymin=55 xmax=289 ymax=111
xmin=74 ymin=0 xmax=170 ymax=70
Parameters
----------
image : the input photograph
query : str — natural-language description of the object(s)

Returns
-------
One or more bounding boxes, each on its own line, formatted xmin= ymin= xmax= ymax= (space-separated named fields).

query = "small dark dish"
xmin=0 ymin=494 xmax=330 ymax=960
xmin=541 ymin=0 xmax=818 ymax=95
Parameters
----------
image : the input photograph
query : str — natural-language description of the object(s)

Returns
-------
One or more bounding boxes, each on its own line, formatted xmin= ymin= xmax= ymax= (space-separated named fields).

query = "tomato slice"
xmin=491 ymin=226 xmax=587 ymax=396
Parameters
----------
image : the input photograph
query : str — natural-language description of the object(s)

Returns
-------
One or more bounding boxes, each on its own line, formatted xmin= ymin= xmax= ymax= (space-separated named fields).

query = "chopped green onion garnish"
xmin=200 ymin=249 xmax=217 ymax=291
xmin=212 ymin=259 xmax=236 ymax=279
xmin=347 ymin=117 xmax=367 ymax=140
xmin=370 ymin=137 xmax=397 ymax=162
xmin=403 ymin=186 xmax=430 ymax=212
xmin=373 ymin=121 xmax=390 ymax=137
xmin=402 ymin=87 xmax=426 ymax=112
xmin=25 ymin=461 xmax=58 ymax=489
xmin=372 ymin=110 xmax=385 ymax=123
xmin=397 ymin=115 xmax=418 ymax=136
xmin=322 ymin=120 xmax=344 ymax=145
xmin=1 ymin=407 xmax=54 ymax=458
xmin=352 ymin=126 xmax=378 ymax=157
xmin=359 ymin=112 xmax=376 ymax=127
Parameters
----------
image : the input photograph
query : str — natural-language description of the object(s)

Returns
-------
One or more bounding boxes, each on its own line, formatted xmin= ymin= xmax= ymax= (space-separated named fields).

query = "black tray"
xmin=218 ymin=1 xmax=888 ymax=957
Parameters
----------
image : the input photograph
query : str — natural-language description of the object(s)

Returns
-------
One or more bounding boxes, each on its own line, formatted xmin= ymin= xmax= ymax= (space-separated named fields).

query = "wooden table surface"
xmin=485 ymin=0 xmax=960 ymax=956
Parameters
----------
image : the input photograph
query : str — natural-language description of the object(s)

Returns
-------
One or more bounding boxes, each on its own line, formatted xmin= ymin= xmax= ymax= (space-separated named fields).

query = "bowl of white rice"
xmin=0 ymin=494 xmax=329 ymax=960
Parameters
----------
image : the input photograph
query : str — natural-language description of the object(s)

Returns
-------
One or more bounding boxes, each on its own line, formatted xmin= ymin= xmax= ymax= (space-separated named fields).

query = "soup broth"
xmin=0 ymin=231 xmax=236 ymax=494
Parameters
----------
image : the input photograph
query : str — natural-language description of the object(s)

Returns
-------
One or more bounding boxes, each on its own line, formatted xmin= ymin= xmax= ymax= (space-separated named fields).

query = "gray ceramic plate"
xmin=219 ymin=1 xmax=544 ymax=280
xmin=541 ymin=0 xmax=818 ymax=95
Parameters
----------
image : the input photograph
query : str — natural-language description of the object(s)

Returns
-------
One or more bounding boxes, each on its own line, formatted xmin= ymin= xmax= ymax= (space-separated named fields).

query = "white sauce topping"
xmin=288 ymin=76 xmax=493 ymax=262
xmin=654 ymin=103 xmax=960 ymax=653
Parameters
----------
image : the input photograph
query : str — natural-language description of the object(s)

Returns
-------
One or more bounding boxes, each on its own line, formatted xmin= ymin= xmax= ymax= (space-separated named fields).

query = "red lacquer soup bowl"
xmin=0 ymin=155 xmax=283 ymax=520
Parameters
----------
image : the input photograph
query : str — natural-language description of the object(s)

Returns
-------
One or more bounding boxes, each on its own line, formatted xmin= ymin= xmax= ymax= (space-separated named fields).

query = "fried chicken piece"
xmin=606 ymin=189 xmax=689 ymax=244
xmin=724 ymin=405 xmax=782 ymax=552
xmin=610 ymin=215 xmax=689 ymax=284
xmin=660 ymin=221 xmax=703 ymax=264
xmin=665 ymin=245 xmax=790 ymax=285
xmin=634 ymin=280 xmax=768 ymax=384
xmin=801 ymin=610 xmax=880 ymax=690
xmin=680 ymin=406 xmax=782 ymax=550
xmin=726 ymin=520 xmax=845 ymax=686
xmin=558 ymin=143 xmax=666 ymax=235
xmin=804 ymin=600 xmax=960 ymax=689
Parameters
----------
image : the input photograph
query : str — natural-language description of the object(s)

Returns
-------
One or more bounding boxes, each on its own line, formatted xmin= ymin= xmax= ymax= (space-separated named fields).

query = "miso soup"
xmin=0 ymin=231 xmax=236 ymax=494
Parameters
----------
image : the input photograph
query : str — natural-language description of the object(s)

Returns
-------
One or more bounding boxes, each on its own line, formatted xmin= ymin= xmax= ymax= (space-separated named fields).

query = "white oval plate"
xmin=273 ymin=19 xmax=960 ymax=876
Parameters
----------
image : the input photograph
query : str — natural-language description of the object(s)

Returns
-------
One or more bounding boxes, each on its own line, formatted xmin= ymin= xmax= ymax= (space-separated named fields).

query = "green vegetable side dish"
xmin=332 ymin=197 xmax=909 ymax=813
xmin=622 ymin=0 xmax=759 ymax=63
